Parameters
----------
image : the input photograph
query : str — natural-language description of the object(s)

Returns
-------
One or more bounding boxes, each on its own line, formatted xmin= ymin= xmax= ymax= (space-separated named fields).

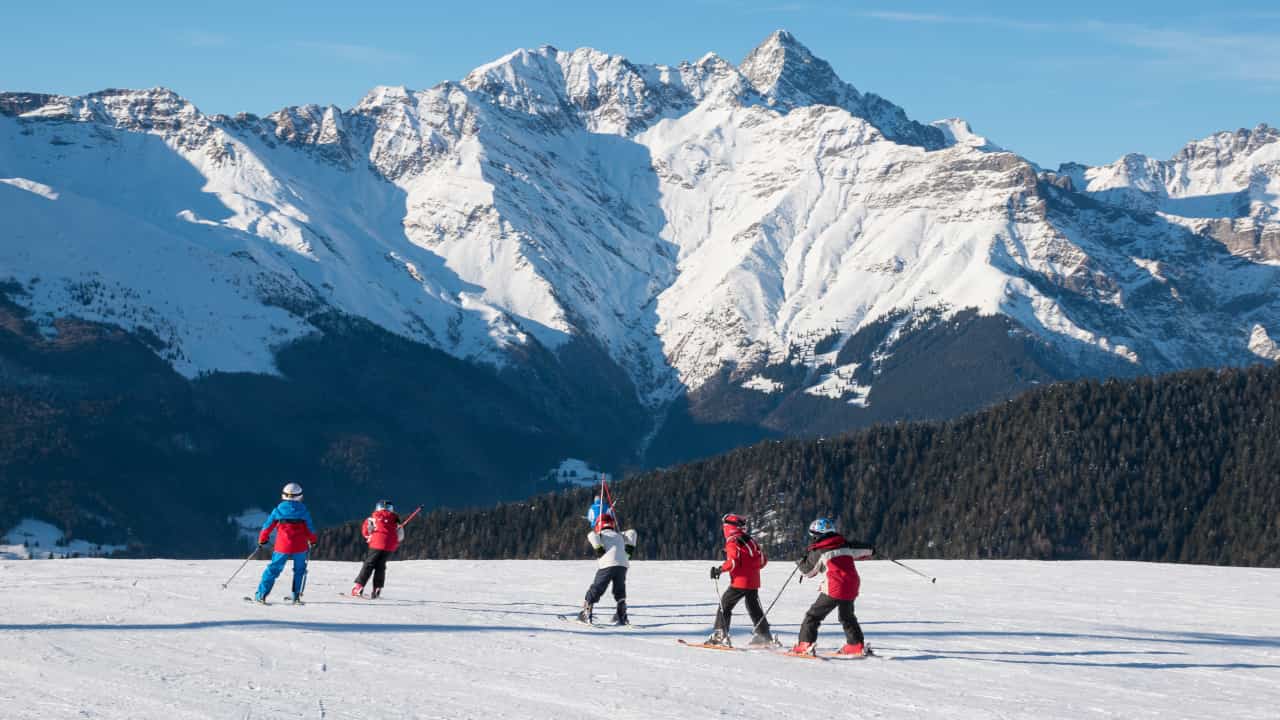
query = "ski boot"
xmin=748 ymin=630 xmax=780 ymax=648
xmin=610 ymin=600 xmax=629 ymax=626
xmin=576 ymin=601 xmax=593 ymax=624
xmin=252 ymin=593 xmax=268 ymax=605
xmin=788 ymin=641 xmax=816 ymax=656
xmin=835 ymin=642 xmax=869 ymax=657
xmin=350 ymin=583 xmax=365 ymax=597
xmin=704 ymin=628 xmax=732 ymax=647
xmin=371 ymin=586 xmax=382 ymax=599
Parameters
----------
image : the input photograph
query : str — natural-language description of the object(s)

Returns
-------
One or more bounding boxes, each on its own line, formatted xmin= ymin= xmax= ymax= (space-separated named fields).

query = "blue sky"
xmin=2 ymin=0 xmax=1277 ymax=167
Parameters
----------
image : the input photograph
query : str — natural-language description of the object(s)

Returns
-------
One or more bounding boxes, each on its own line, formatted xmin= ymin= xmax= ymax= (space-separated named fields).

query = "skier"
xmin=586 ymin=494 xmax=612 ymax=527
xmin=790 ymin=517 xmax=875 ymax=657
xmin=705 ymin=513 xmax=777 ymax=647
xmin=253 ymin=483 xmax=319 ymax=604
xmin=350 ymin=500 xmax=403 ymax=599
xmin=576 ymin=513 xmax=636 ymax=625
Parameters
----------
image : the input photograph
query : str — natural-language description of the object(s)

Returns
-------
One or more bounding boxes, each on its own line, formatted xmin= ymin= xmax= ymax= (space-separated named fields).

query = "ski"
xmin=282 ymin=596 xmax=305 ymax=605
xmin=782 ymin=650 xmax=826 ymax=660
xmin=677 ymin=639 xmax=742 ymax=652
xmin=830 ymin=649 xmax=890 ymax=660
xmin=243 ymin=596 xmax=269 ymax=606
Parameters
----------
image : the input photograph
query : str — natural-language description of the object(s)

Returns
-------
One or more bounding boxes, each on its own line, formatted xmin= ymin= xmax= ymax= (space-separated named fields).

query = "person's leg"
xmin=256 ymin=552 xmax=288 ymax=599
xmin=610 ymin=567 xmax=629 ymax=623
xmin=837 ymin=599 xmax=865 ymax=647
xmin=372 ymin=550 xmax=389 ymax=590
xmin=579 ymin=567 xmax=612 ymax=621
xmin=353 ymin=548 xmax=380 ymax=587
xmin=290 ymin=552 xmax=308 ymax=597
xmin=585 ymin=568 xmax=613 ymax=604
xmin=714 ymin=587 xmax=746 ymax=632
xmin=798 ymin=593 xmax=839 ymax=644
xmin=743 ymin=589 xmax=771 ymax=638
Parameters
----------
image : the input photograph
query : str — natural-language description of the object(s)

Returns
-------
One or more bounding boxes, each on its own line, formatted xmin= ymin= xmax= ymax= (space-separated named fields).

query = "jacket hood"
xmin=371 ymin=509 xmax=400 ymax=522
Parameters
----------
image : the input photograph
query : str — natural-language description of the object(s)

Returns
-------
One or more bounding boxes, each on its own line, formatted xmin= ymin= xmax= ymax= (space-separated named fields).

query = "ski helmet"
xmin=597 ymin=513 xmax=617 ymax=530
xmin=808 ymin=517 xmax=836 ymax=537
xmin=281 ymin=483 xmax=304 ymax=501
xmin=376 ymin=499 xmax=394 ymax=512
xmin=721 ymin=513 xmax=749 ymax=538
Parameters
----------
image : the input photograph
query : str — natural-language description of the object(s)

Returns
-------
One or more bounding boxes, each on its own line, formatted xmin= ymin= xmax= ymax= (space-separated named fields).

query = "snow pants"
xmin=584 ymin=566 xmax=627 ymax=604
xmin=354 ymin=548 xmax=394 ymax=589
xmin=798 ymin=593 xmax=863 ymax=645
xmin=257 ymin=551 xmax=308 ymax=599
xmin=714 ymin=587 xmax=770 ymax=635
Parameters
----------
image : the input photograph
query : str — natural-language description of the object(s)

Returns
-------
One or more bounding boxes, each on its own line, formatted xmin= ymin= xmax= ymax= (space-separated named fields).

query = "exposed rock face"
xmin=3 ymin=30 xmax=1280 ymax=477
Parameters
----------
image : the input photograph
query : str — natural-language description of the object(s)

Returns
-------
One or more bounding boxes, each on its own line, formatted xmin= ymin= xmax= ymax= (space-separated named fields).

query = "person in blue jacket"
xmin=253 ymin=483 xmax=319 ymax=604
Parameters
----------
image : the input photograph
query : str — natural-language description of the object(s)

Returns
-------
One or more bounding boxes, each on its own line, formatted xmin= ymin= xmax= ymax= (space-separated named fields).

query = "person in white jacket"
xmin=576 ymin=514 xmax=637 ymax=625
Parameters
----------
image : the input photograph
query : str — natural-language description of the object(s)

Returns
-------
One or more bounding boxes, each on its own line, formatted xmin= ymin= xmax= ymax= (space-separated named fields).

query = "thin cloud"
xmin=859 ymin=10 xmax=1280 ymax=83
xmin=181 ymin=30 xmax=231 ymax=48
xmin=295 ymin=41 xmax=413 ymax=65
xmin=856 ymin=10 xmax=1057 ymax=32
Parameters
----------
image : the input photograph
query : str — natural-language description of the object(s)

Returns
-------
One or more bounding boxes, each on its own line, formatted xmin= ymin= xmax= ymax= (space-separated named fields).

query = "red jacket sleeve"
xmin=720 ymin=541 xmax=737 ymax=573
xmin=257 ymin=521 xmax=277 ymax=545
xmin=362 ymin=517 xmax=373 ymax=541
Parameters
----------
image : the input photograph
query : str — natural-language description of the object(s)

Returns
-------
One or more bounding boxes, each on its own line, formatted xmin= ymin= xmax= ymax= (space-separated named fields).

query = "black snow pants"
xmin=584 ymin=566 xmax=627 ymax=604
xmin=714 ymin=587 xmax=770 ymax=635
xmin=798 ymin=592 xmax=864 ymax=645
xmin=354 ymin=548 xmax=394 ymax=589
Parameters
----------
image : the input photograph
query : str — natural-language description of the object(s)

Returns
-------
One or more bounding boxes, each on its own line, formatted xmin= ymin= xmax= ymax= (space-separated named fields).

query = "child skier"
xmin=576 ymin=513 xmax=636 ymax=625
xmin=253 ymin=483 xmax=319 ymax=604
xmin=790 ymin=517 xmax=875 ymax=657
xmin=706 ymin=513 xmax=777 ymax=647
xmin=351 ymin=500 xmax=403 ymax=599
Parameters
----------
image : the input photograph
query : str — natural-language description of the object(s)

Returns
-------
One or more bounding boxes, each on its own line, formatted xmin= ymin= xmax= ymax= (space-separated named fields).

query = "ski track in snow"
xmin=0 ymin=559 xmax=1277 ymax=719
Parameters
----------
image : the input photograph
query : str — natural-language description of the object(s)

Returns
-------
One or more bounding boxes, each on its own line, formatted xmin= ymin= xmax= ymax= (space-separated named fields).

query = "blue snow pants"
xmin=257 ymin=551 xmax=308 ymax=599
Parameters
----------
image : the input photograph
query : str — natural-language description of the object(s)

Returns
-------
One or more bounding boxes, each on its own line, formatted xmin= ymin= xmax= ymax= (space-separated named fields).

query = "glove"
xmin=593 ymin=546 xmax=606 ymax=558
xmin=709 ymin=566 xmax=722 ymax=580
xmin=257 ymin=541 xmax=267 ymax=548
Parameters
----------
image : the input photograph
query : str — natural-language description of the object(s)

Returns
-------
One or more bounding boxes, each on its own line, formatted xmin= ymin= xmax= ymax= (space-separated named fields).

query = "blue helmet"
xmin=808 ymin=517 xmax=836 ymax=537
xmin=376 ymin=499 xmax=394 ymax=512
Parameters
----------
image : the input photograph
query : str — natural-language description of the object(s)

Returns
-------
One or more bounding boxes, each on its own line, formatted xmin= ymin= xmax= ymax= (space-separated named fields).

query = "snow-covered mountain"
xmin=3 ymin=30 xmax=1280 ymax=471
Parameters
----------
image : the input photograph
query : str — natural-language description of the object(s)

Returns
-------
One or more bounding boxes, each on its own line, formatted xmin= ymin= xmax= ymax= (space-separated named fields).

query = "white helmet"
xmin=281 ymin=483 xmax=304 ymax=501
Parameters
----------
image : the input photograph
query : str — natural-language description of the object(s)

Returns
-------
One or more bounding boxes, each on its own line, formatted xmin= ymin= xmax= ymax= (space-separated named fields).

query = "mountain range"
xmin=2 ymin=31 xmax=1278 ymax=553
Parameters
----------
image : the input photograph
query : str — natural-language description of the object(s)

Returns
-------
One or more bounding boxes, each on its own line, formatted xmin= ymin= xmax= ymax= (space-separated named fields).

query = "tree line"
xmin=316 ymin=365 xmax=1280 ymax=567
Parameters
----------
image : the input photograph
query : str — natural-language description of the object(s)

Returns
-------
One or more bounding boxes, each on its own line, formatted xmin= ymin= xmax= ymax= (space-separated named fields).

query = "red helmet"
xmin=722 ymin=513 xmax=748 ymax=538
xmin=597 ymin=513 xmax=617 ymax=531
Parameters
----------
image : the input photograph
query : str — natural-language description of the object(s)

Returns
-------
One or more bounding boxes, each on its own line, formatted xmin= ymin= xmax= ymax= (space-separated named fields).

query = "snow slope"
xmin=0 ymin=559 xmax=1275 ymax=719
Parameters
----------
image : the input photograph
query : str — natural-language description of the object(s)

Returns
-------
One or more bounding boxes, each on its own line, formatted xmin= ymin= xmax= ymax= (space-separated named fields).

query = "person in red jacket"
xmin=253 ymin=483 xmax=319 ymax=604
xmin=705 ymin=513 xmax=777 ymax=647
xmin=350 ymin=500 xmax=404 ymax=599
xmin=790 ymin=517 xmax=875 ymax=657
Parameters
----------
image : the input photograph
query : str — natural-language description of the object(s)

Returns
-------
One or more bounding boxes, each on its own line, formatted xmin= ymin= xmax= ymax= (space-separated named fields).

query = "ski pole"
xmin=399 ymin=505 xmax=424 ymax=528
xmin=890 ymin=558 xmax=937 ymax=583
xmin=712 ymin=574 xmax=729 ymax=635
xmin=220 ymin=545 xmax=259 ymax=589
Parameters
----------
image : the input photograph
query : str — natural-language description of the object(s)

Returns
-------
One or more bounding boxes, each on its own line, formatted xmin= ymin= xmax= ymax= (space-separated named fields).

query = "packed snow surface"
xmin=0 ymin=559 xmax=1276 ymax=719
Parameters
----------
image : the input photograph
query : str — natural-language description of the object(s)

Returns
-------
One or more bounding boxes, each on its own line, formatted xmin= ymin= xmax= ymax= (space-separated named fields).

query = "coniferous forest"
xmin=316 ymin=365 xmax=1280 ymax=567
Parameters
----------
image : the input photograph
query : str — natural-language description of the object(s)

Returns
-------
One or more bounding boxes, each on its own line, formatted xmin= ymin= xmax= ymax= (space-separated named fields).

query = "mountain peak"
xmin=739 ymin=29 xmax=833 ymax=102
